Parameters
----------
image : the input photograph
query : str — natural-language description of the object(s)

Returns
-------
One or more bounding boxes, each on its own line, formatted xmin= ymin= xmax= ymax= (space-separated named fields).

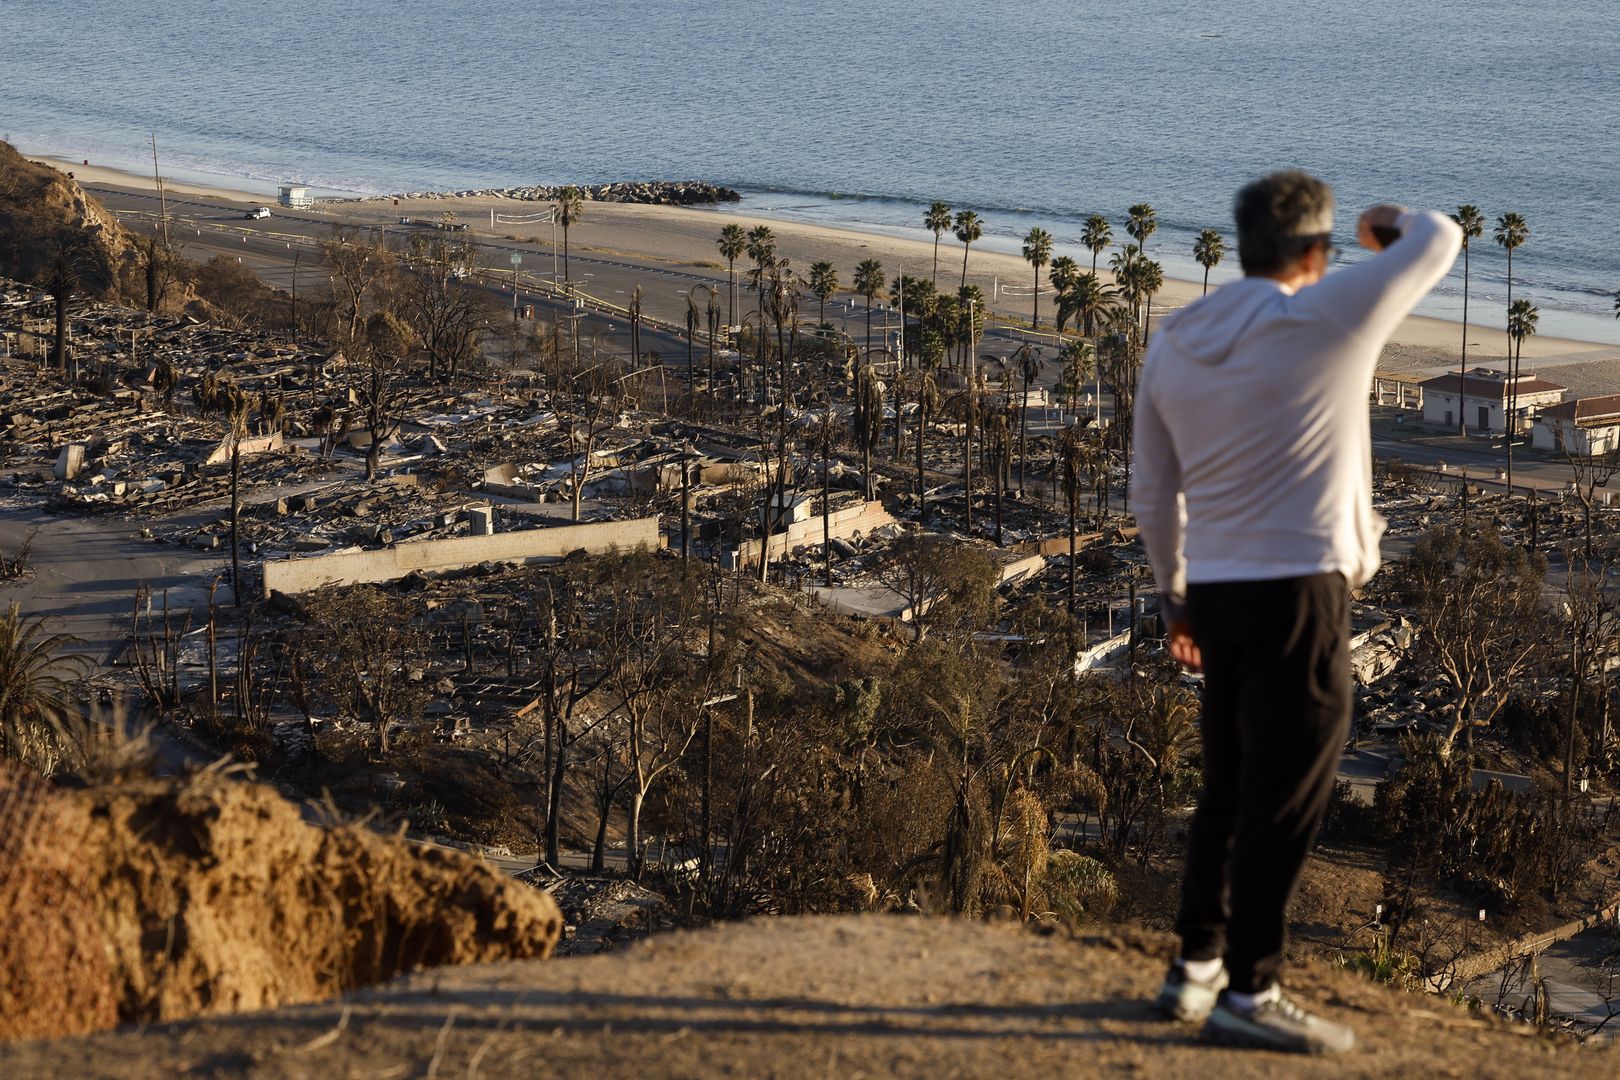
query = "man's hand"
xmin=1357 ymin=204 xmax=1407 ymax=251
xmin=1168 ymin=618 xmax=1203 ymax=673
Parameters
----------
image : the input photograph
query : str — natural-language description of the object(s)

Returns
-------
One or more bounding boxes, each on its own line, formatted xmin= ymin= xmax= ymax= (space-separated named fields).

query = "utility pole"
xmin=681 ymin=444 xmax=693 ymax=562
xmin=151 ymin=134 xmax=169 ymax=248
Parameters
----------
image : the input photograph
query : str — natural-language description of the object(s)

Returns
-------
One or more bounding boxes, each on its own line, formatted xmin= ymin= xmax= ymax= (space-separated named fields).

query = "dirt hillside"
xmin=0 ymin=914 xmax=1599 ymax=1079
xmin=0 ymin=763 xmax=562 ymax=1042
xmin=0 ymin=140 xmax=130 ymax=290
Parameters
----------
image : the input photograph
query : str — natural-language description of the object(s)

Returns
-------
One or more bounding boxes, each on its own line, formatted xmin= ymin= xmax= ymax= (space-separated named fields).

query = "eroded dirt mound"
xmin=0 ymin=767 xmax=118 ymax=1041
xmin=0 ymin=763 xmax=561 ymax=1042
xmin=0 ymin=141 xmax=129 ymax=290
xmin=1 ymin=915 xmax=1602 ymax=1078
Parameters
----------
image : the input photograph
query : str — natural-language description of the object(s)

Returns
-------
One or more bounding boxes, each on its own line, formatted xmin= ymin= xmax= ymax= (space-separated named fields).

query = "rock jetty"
xmin=365 ymin=181 xmax=741 ymax=205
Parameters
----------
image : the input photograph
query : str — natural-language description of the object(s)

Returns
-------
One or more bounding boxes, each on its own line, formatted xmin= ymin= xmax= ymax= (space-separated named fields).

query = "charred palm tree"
xmin=946 ymin=373 xmax=986 ymax=533
xmin=853 ymin=359 xmax=884 ymax=499
xmin=913 ymin=367 xmax=941 ymax=523
xmin=1012 ymin=343 xmax=1045 ymax=491
xmin=1059 ymin=425 xmax=1086 ymax=614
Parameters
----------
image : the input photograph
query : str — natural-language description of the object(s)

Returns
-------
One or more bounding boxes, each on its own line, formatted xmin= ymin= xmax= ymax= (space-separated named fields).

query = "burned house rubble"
xmin=6 ymin=277 xmax=1604 ymax=779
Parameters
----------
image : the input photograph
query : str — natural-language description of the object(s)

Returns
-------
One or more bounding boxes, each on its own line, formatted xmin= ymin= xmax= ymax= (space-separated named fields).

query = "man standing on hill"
xmin=1132 ymin=171 xmax=1461 ymax=1054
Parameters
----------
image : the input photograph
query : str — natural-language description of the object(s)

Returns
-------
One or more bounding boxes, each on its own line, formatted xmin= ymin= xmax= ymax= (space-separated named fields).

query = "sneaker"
xmin=1154 ymin=960 xmax=1229 ymax=1022
xmin=1203 ymin=989 xmax=1355 ymax=1054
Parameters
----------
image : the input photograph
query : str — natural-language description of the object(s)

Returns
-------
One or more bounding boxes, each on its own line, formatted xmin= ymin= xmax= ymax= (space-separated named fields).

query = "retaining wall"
xmin=262 ymin=517 xmax=659 ymax=596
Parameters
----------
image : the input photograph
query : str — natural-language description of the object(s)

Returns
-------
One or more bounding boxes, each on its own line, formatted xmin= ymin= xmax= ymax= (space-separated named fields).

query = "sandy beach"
xmin=41 ymin=155 xmax=1620 ymax=388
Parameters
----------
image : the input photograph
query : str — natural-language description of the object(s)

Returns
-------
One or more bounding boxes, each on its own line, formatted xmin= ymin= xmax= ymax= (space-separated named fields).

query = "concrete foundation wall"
xmin=1020 ymin=532 xmax=1104 ymax=558
xmin=206 ymin=432 xmax=285 ymax=467
xmin=731 ymin=501 xmax=895 ymax=569
xmin=263 ymin=516 xmax=659 ymax=596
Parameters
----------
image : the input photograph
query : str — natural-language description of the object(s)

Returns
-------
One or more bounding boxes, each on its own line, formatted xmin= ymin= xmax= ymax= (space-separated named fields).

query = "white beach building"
xmin=1419 ymin=367 xmax=1566 ymax=436
xmin=278 ymin=185 xmax=313 ymax=209
xmin=1532 ymin=394 xmax=1620 ymax=455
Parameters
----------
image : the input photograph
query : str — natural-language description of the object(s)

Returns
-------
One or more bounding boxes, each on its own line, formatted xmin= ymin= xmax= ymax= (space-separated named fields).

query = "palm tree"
xmin=684 ymin=290 xmax=699 ymax=387
xmin=945 ymin=373 xmax=985 ymax=532
xmin=1495 ymin=212 xmax=1529 ymax=487
xmin=746 ymin=226 xmax=777 ymax=406
xmin=717 ymin=223 xmax=746 ymax=331
xmin=1057 ymin=337 xmax=1095 ymax=416
xmin=809 ymin=406 xmax=845 ymax=586
xmin=1126 ymin=203 xmax=1158 ymax=257
xmin=925 ymin=201 xmax=953 ymax=284
xmin=0 ymin=602 xmax=86 ymax=768
xmin=954 ymin=210 xmax=983 ymax=293
xmin=852 ymin=361 xmax=883 ymax=499
xmin=1022 ymin=227 xmax=1054 ymax=328
xmin=1049 ymin=256 xmax=1081 ymax=303
xmin=1451 ymin=206 xmax=1485 ymax=436
xmin=854 ymin=258 xmax=885 ymax=353
xmin=983 ymin=407 xmax=1011 ymax=545
xmin=1505 ymin=298 xmax=1539 ymax=493
xmin=555 ymin=186 xmax=585 ymax=283
xmin=745 ymin=225 xmax=777 ymax=292
xmin=1059 ymin=425 xmax=1086 ymax=614
xmin=1494 ymin=212 xmax=1529 ymax=355
xmin=913 ymin=367 xmax=941 ymax=523
xmin=1081 ymin=214 xmax=1112 ymax=276
xmin=1192 ymin=228 xmax=1225 ymax=295
xmin=1055 ymin=272 xmax=1118 ymax=338
xmin=808 ymin=260 xmax=839 ymax=333
xmin=1012 ymin=343 xmax=1044 ymax=491
xmin=1111 ymin=245 xmax=1144 ymax=341
xmin=1137 ymin=258 xmax=1165 ymax=347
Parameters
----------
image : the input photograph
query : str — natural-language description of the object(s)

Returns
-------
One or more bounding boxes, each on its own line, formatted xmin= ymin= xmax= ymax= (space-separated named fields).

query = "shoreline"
xmin=36 ymin=154 xmax=1620 ymax=366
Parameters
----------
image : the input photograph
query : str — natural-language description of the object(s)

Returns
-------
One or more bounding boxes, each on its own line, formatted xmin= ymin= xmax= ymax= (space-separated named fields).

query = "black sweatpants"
xmin=1175 ymin=572 xmax=1351 ymax=994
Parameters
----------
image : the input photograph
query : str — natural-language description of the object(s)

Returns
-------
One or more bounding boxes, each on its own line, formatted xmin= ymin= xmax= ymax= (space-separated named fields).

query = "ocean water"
xmin=3 ymin=0 xmax=1617 ymax=341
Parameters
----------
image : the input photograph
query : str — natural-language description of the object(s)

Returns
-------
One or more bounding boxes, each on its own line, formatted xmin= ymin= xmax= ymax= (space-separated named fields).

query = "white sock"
xmin=1179 ymin=957 xmax=1224 ymax=983
xmin=1227 ymin=984 xmax=1281 ymax=1011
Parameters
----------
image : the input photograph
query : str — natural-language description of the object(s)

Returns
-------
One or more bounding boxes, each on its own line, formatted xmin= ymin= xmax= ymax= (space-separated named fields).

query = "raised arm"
xmin=1304 ymin=207 xmax=1463 ymax=352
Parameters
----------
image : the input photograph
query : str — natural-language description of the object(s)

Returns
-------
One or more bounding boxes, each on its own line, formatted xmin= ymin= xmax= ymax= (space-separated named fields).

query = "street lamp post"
xmin=510 ymin=253 xmax=523 ymax=365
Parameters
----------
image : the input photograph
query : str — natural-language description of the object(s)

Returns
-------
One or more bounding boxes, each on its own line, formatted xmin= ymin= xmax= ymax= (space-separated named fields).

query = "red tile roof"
xmin=1539 ymin=394 xmax=1620 ymax=426
xmin=1417 ymin=371 xmax=1566 ymax=399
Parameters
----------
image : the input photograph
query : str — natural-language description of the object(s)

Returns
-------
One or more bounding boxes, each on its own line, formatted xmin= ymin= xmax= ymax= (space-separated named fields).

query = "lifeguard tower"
xmin=278 ymin=184 xmax=313 ymax=209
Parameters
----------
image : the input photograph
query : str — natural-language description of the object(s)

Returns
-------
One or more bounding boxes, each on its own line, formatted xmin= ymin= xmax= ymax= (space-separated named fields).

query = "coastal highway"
xmin=83 ymin=182 xmax=1594 ymax=496
xmin=86 ymin=183 xmax=1063 ymax=370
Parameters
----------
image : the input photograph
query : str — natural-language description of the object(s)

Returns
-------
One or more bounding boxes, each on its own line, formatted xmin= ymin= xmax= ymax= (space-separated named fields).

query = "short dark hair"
xmin=1233 ymin=170 xmax=1336 ymax=275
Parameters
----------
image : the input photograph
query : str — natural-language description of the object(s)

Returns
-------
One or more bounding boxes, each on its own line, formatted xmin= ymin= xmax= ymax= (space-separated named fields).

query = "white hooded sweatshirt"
xmin=1133 ymin=210 xmax=1462 ymax=609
